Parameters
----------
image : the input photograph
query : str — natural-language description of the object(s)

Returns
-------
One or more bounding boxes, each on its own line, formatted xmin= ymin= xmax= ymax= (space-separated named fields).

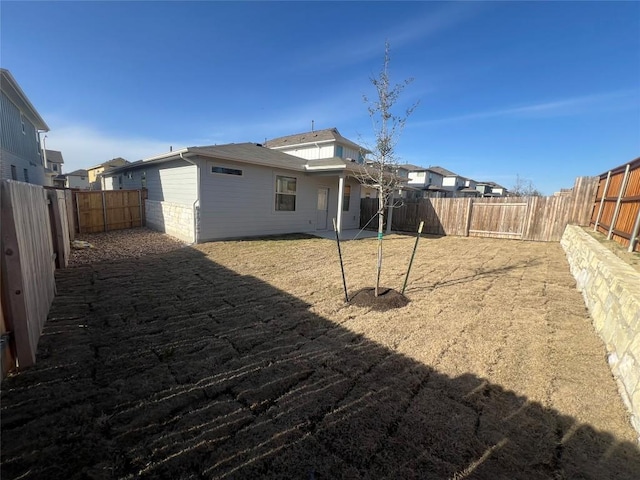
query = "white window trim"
xmin=274 ymin=173 xmax=297 ymax=213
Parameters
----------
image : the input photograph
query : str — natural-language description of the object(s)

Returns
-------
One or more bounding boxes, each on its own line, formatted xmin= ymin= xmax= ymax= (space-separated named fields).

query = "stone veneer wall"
xmin=561 ymin=225 xmax=640 ymax=439
xmin=146 ymin=200 xmax=194 ymax=243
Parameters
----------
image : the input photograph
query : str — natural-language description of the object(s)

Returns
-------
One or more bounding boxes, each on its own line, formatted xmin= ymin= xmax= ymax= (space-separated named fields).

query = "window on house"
xmin=21 ymin=114 xmax=25 ymax=134
xmin=342 ymin=185 xmax=351 ymax=211
xmin=335 ymin=145 xmax=343 ymax=158
xmin=52 ymin=164 xmax=58 ymax=172
xmin=211 ymin=166 xmax=242 ymax=176
xmin=11 ymin=165 xmax=17 ymax=180
xmin=141 ymin=171 xmax=147 ymax=188
xmin=118 ymin=175 xmax=123 ymax=189
xmin=275 ymin=175 xmax=296 ymax=211
xmin=23 ymin=168 xmax=29 ymax=183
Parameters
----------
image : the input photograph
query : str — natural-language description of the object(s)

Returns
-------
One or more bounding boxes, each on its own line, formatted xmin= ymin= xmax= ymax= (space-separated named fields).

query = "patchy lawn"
xmin=2 ymin=231 xmax=639 ymax=479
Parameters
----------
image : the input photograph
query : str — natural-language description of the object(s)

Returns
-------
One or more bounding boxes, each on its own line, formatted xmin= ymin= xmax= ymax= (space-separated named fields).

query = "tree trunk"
xmin=375 ymin=190 xmax=384 ymax=296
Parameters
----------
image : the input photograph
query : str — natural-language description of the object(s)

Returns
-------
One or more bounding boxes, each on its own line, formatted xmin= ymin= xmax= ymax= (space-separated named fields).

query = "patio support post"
xmin=336 ymin=175 xmax=345 ymax=233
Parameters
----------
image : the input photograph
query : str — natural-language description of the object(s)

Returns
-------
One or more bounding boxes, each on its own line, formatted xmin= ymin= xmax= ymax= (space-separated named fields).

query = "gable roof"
xmin=67 ymin=169 xmax=88 ymax=176
xmin=87 ymin=157 xmax=130 ymax=170
xmin=0 ymin=68 xmax=49 ymax=131
xmin=265 ymin=127 xmax=365 ymax=152
xmin=103 ymin=143 xmax=376 ymax=177
xmin=45 ymin=149 xmax=64 ymax=164
xmin=428 ymin=166 xmax=458 ymax=177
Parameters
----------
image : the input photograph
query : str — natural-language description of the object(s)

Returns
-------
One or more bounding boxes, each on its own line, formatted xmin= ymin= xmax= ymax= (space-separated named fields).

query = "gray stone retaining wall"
xmin=145 ymin=200 xmax=194 ymax=243
xmin=561 ymin=225 xmax=640 ymax=439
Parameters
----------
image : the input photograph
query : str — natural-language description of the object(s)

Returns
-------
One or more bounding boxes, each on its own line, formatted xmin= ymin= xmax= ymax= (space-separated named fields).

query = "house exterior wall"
xmin=0 ymin=90 xmax=45 ymax=184
xmin=105 ymin=160 xmax=198 ymax=240
xmin=197 ymin=158 xmax=359 ymax=241
xmin=146 ymin=200 xmax=194 ymax=243
xmin=277 ymin=144 xmax=335 ymax=161
xmin=67 ymin=175 xmax=89 ymax=189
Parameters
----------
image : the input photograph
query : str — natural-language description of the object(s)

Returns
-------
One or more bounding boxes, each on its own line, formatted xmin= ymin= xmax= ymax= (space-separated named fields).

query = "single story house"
xmin=103 ymin=143 xmax=365 ymax=243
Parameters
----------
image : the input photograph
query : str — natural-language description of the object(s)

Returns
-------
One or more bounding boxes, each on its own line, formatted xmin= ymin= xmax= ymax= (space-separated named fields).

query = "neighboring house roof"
xmin=104 ymin=143 xmax=378 ymax=178
xmin=477 ymin=181 xmax=506 ymax=189
xmin=402 ymin=163 xmax=429 ymax=171
xmin=428 ymin=166 xmax=458 ymax=177
xmin=45 ymin=149 xmax=64 ymax=164
xmin=265 ymin=127 xmax=365 ymax=152
xmin=0 ymin=68 xmax=49 ymax=131
xmin=87 ymin=157 xmax=130 ymax=171
xmin=67 ymin=169 xmax=88 ymax=176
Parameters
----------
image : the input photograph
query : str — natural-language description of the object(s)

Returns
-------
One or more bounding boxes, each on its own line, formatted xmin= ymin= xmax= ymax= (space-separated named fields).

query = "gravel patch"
xmin=68 ymin=227 xmax=187 ymax=267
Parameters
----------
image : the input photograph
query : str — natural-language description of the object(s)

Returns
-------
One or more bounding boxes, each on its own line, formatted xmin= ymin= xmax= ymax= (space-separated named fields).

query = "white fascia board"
xmin=304 ymin=165 xmax=346 ymax=171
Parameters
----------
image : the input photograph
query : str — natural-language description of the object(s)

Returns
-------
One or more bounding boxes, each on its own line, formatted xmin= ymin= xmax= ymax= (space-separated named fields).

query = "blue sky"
xmin=2 ymin=1 xmax=639 ymax=194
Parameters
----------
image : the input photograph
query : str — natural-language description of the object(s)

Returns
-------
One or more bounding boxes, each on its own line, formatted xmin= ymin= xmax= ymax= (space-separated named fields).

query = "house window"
xmin=141 ymin=171 xmax=147 ymax=188
xmin=275 ymin=175 xmax=296 ymax=211
xmin=118 ymin=175 xmax=123 ymax=189
xmin=335 ymin=145 xmax=343 ymax=158
xmin=21 ymin=114 xmax=25 ymax=134
xmin=23 ymin=168 xmax=29 ymax=183
xmin=52 ymin=164 xmax=58 ymax=172
xmin=342 ymin=185 xmax=351 ymax=211
xmin=11 ymin=165 xmax=17 ymax=180
xmin=211 ymin=166 xmax=242 ymax=176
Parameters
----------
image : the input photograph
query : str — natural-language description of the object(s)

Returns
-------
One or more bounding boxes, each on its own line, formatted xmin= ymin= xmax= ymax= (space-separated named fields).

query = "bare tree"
xmin=357 ymin=41 xmax=418 ymax=296
xmin=511 ymin=174 xmax=542 ymax=197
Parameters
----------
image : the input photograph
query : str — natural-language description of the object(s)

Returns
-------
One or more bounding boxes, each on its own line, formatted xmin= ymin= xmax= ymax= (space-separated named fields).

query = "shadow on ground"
xmin=2 ymin=247 xmax=639 ymax=479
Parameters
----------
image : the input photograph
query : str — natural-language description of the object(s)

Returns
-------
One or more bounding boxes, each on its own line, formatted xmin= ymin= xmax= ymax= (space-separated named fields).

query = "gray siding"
xmin=109 ymin=160 xmax=197 ymax=204
xmin=198 ymin=158 xmax=360 ymax=241
xmin=0 ymin=91 xmax=45 ymax=184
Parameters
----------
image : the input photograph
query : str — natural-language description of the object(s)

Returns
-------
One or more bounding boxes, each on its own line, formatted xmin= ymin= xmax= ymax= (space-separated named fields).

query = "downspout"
xmin=180 ymin=152 xmax=200 ymax=244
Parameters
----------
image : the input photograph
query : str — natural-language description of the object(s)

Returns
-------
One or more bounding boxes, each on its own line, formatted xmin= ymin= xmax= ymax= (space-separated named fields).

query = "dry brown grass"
xmin=2 ymin=230 xmax=638 ymax=479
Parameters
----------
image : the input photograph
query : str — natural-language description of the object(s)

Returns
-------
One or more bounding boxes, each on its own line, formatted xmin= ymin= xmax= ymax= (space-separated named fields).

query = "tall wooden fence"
xmin=590 ymin=157 xmax=640 ymax=252
xmin=1 ymin=180 xmax=58 ymax=375
xmin=76 ymin=189 xmax=146 ymax=233
xmin=361 ymin=176 xmax=598 ymax=242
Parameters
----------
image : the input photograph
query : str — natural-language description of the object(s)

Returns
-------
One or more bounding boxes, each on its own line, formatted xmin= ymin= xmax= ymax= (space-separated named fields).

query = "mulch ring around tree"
xmin=348 ymin=287 xmax=410 ymax=310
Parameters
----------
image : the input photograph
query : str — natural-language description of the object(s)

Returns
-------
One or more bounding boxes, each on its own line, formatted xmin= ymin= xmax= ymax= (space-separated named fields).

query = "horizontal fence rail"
xmin=590 ymin=157 xmax=640 ymax=252
xmin=361 ymin=176 xmax=598 ymax=243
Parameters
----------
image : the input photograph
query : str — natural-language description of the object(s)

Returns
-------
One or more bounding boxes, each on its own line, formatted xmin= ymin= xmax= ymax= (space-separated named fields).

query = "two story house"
xmin=403 ymin=164 xmax=448 ymax=198
xmin=476 ymin=181 xmax=508 ymax=197
xmin=44 ymin=149 xmax=65 ymax=187
xmin=0 ymin=69 xmax=49 ymax=185
xmin=87 ymin=157 xmax=130 ymax=189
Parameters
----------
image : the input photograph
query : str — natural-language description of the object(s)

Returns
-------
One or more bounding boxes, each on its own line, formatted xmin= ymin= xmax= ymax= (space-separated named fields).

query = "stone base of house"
xmin=561 ymin=225 xmax=640 ymax=440
xmin=146 ymin=200 xmax=194 ymax=243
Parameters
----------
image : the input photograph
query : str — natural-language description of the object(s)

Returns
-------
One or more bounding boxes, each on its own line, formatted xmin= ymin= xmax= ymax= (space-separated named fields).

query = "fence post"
xmin=102 ymin=191 xmax=108 ymax=232
xmin=138 ymin=190 xmax=143 ymax=228
xmin=463 ymin=199 xmax=473 ymax=237
xmin=594 ymin=171 xmax=611 ymax=231
xmin=607 ymin=164 xmax=630 ymax=240
xmin=628 ymin=205 xmax=640 ymax=253
xmin=75 ymin=192 xmax=82 ymax=234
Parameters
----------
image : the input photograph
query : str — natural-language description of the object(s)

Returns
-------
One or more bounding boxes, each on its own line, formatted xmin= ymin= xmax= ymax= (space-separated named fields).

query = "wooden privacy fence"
xmin=1 ymin=180 xmax=61 ymax=376
xmin=361 ymin=176 xmax=599 ymax=242
xmin=590 ymin=157 xmax=640 ymax=252
xmin=76 ymin=189 xmax=146 ymax=233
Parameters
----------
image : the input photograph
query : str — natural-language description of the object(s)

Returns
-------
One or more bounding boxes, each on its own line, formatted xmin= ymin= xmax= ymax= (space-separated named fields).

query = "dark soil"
xmin=349 ymin=287 xmax=410 ymax=310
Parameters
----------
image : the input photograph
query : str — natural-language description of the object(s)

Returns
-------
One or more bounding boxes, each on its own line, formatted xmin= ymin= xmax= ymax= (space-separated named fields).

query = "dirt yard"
xmin=2 ymin=228 xmax=639 ymax=479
